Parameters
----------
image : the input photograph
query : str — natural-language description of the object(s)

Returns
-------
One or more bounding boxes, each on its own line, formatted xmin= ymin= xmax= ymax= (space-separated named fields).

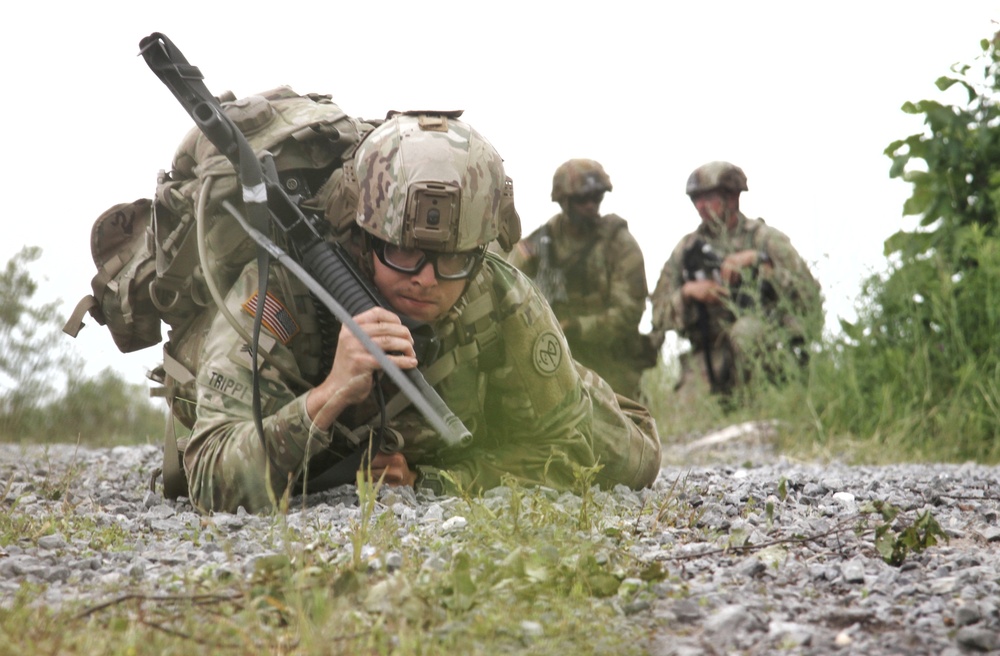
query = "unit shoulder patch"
xmin=532 ymin=331 xmax=563 ymax=376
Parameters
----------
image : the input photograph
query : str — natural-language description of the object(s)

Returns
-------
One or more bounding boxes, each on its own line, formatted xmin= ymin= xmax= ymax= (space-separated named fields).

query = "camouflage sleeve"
xmin=429 ymin=260 xmax=658 ymax=492
xmin=754 ymin=225 xmax=824 ymax=334
xmin=506 ymin=226 xmax=541 ymax=277
xmin=650 ymin=237 xmax=698 ymax=338
xmin=184 ymin=262 xmax=331 ymax=514
xmin=575 ymin=225 xmax=648 ymax=345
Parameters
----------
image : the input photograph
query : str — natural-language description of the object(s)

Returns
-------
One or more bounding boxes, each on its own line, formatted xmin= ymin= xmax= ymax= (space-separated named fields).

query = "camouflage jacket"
xmin=649 ymin=213 xmax=822 ymax=350
xmin=183 ymin=252 xmax=661 ymax=513
xmin=507 ymin=213 xmax=648 ymax=357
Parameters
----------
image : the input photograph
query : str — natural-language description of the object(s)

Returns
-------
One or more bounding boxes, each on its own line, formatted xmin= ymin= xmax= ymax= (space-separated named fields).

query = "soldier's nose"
xmin=411 ymin=261 xmax=437 ymax=285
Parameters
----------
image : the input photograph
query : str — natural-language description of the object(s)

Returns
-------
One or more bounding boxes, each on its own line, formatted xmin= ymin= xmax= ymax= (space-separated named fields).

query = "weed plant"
xmin=0 ymin=462 xmax=682 ymax=656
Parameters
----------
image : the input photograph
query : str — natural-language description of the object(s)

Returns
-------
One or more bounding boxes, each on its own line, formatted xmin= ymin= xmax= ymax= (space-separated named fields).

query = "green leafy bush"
xmin=816 ymin=33 xmax=1000 ymax=461
xmin=648 ymin=32 xmax=1000 ymax=465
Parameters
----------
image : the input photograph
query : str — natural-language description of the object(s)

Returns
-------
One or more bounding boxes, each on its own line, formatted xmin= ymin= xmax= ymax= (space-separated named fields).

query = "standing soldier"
xmin=649 ymin=161 xmax=823 ymax=400
xmin=508 ymin=159 xmax=654 ymax=400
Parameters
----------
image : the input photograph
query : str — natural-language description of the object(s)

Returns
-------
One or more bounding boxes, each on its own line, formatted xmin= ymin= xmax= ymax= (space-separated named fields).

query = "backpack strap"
xmin=161 ymin=411 xmax=188 ymax=499
xmin=63 ymin=296 xmax=100 ymax=337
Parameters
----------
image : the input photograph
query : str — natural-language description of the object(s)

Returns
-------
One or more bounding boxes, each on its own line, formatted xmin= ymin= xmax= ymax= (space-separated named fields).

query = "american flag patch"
xmin=241 ymin=291 xmax=300 ymax=344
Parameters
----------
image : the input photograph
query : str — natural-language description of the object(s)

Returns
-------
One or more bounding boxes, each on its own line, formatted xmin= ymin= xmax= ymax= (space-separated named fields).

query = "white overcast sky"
xmin=2 ymin=1 xmax=996 ymax=387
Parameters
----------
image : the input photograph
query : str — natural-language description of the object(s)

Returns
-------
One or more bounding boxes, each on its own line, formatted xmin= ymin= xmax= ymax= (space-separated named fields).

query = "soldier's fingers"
xmin=355 ymin=307 xmax=402 ymax=326
xmin=377 ymin=333 xmax=416 ymax=356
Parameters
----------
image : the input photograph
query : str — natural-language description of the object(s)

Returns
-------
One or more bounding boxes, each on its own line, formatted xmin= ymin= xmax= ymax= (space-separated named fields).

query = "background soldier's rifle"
xmin=682 ymin=240 xmax=725 ymax=392
xmin=535 ymin=226 xmax=568 ymax=305
xmin=682 ymin=240 xmax=778 ymax=392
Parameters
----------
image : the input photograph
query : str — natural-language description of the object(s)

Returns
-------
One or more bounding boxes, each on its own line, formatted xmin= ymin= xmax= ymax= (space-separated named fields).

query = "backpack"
xmin=66 ymin=86 xmax=370 ymax=351
xmin=64 ymin=86 xmax=374 ymax=497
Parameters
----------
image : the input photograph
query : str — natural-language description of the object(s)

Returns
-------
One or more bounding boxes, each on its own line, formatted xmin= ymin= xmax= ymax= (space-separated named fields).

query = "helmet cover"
xmin=685 ymin=161 xmax=748 ymax=196
xmin=550 ymin=158 xmax=613 ymax=203
xmin=354 ymin=112 xmax=507 ymax=252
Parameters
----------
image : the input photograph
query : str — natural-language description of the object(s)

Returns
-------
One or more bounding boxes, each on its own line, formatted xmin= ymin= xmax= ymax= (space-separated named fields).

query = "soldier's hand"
xmin=365 ymin=451 xmax=417 ymax=487
xmin=306 ymin=307 xmax=417 ymax=428
xmin=682 ymin=279 xmax=728 ymax=305
xmin=720 ymin=250 xmax=760 ymax=286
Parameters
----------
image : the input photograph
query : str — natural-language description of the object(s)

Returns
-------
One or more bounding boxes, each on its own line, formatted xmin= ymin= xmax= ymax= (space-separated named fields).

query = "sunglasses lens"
xmin=571 ymin=192 xmax=603 ymax=205
xmin=435 ymin=252 xmax=477 ymax=279
xmin=376 ymin=240 xmax=481 ymax=280
xmin=382 ymin=244 xmax=425 ymax=272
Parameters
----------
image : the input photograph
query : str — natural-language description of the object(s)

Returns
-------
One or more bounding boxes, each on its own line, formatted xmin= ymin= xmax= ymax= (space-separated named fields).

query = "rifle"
xmin=681 ymin=240 xmax=724 ymax=391
xmin=535 ymin=226 xmax=568 ymax=304
xmin=137 ymin=33 xmax=472 ymax=455
xmin=681 ymin=239 xmax=777 ymax=392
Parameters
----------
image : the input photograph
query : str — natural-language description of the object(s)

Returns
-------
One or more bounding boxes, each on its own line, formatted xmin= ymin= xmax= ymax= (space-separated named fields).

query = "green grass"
xmin=0 ymin=465 xmax=690 ymax=656
xmin=643 ymin=324 xmax=1000 ymax=467
xmin=2 ymin=331 xmax=980 ymax=654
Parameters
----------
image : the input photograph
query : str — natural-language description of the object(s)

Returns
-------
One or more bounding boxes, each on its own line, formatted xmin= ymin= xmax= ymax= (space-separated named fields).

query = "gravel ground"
xmin=1 ymin=432 xmax=999 ymax=655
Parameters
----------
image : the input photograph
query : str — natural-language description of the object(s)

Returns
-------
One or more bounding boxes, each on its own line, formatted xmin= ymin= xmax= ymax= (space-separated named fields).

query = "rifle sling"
xmin=301 ymin=290 xmax=494 ymax=493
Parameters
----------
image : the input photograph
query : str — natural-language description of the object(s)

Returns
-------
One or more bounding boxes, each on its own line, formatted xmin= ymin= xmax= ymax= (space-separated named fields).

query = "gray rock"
xmin=37 ymin=534 xmax=67 ymax=550
xmin=956 ymin=626 xmax=1000 ymax=652
xmin=2 ymin=443 xmax=999 ymax=656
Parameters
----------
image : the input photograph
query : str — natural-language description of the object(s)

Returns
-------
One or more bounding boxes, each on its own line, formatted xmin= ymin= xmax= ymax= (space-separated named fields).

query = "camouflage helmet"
xmin=685 ymin=161 xmax=748 ymax=196
xmin=353 ymin=111 xmax=509 ymax=253
xmin=551 ymin=158 xmax=613 ymax=203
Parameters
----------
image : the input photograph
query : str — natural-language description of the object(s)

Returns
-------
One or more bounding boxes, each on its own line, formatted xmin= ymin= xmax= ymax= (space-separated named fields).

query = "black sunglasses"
xmin=569 ymin=192 xmax=604 ymax=205
xmin=372 ymin=238 xmax=484 ymax=281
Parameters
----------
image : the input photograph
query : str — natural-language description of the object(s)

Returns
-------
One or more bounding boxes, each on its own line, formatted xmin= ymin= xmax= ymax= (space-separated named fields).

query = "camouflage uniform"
xmin=508 ymin=159 xmax=650 ymax=400
xmin=178 ymin=116 xmax=661 ymax=514
xmin=508 ymin=213 xmax=649 ymax=399
xmin=650 ymin=211 xmax=822 ymax=395
xmin=181 ymin=254 xmax=661 ymax=513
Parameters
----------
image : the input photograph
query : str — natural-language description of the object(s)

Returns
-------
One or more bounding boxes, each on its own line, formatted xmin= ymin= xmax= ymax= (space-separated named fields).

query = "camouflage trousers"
xmin=573 ymin=351 xmax=644 ymax=402
xmin=675 ymin=315 xmax=804 ymax=399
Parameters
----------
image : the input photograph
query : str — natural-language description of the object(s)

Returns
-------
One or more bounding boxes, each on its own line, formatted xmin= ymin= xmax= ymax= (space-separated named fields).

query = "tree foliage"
xmin=0 ymin=247 xmax=165 ymax=444
xmin=828 ymin=33 xmax=1000 ymax=460
xmin=0 ymin=247 xmax=68 ymax=425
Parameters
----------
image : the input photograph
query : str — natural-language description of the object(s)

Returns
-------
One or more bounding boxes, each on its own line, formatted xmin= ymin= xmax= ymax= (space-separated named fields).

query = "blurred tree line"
xmin=0 ymin=247 xmax=164 ymax=445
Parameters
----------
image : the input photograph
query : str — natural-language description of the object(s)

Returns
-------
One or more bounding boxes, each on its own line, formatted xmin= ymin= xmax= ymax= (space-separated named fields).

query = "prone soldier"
xmin=182 ymin=116 xmax=662 ymax=513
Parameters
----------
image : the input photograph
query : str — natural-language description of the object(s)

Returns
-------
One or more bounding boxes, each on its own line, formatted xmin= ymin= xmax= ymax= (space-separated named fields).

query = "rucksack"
xmin=64 ymin=86 xmax=374 ymax=497
xmin=65 ymin=86 xmax=370 ymax=354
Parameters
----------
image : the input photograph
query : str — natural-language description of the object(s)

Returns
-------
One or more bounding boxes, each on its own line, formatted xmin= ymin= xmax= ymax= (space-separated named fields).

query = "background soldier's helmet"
xmin=353 ymin=112 xmax=514 ymax=252
xmin=550 ymin=158 xmax=613 ymax=203
xmin=685 ymin=161 xmax=749 ymax=196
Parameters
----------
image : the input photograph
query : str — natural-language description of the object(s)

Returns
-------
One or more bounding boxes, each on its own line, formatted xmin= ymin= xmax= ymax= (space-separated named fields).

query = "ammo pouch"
xmin=64 ymin=198 xmax=163 ymax=353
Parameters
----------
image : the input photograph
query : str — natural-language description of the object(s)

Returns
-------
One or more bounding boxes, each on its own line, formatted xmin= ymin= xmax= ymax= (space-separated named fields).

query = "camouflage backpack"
xmin=64 ymin=86 xmax=373 ymax=495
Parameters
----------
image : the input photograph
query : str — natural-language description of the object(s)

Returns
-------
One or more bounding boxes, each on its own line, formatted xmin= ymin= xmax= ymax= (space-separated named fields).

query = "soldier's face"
xmin=371 ymin=253 xmax=466 ymax=323
xmin=566 ymin=192 xmax=603 ymax=224
xmin=691 ymin=191 xmax=737 ymax=230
